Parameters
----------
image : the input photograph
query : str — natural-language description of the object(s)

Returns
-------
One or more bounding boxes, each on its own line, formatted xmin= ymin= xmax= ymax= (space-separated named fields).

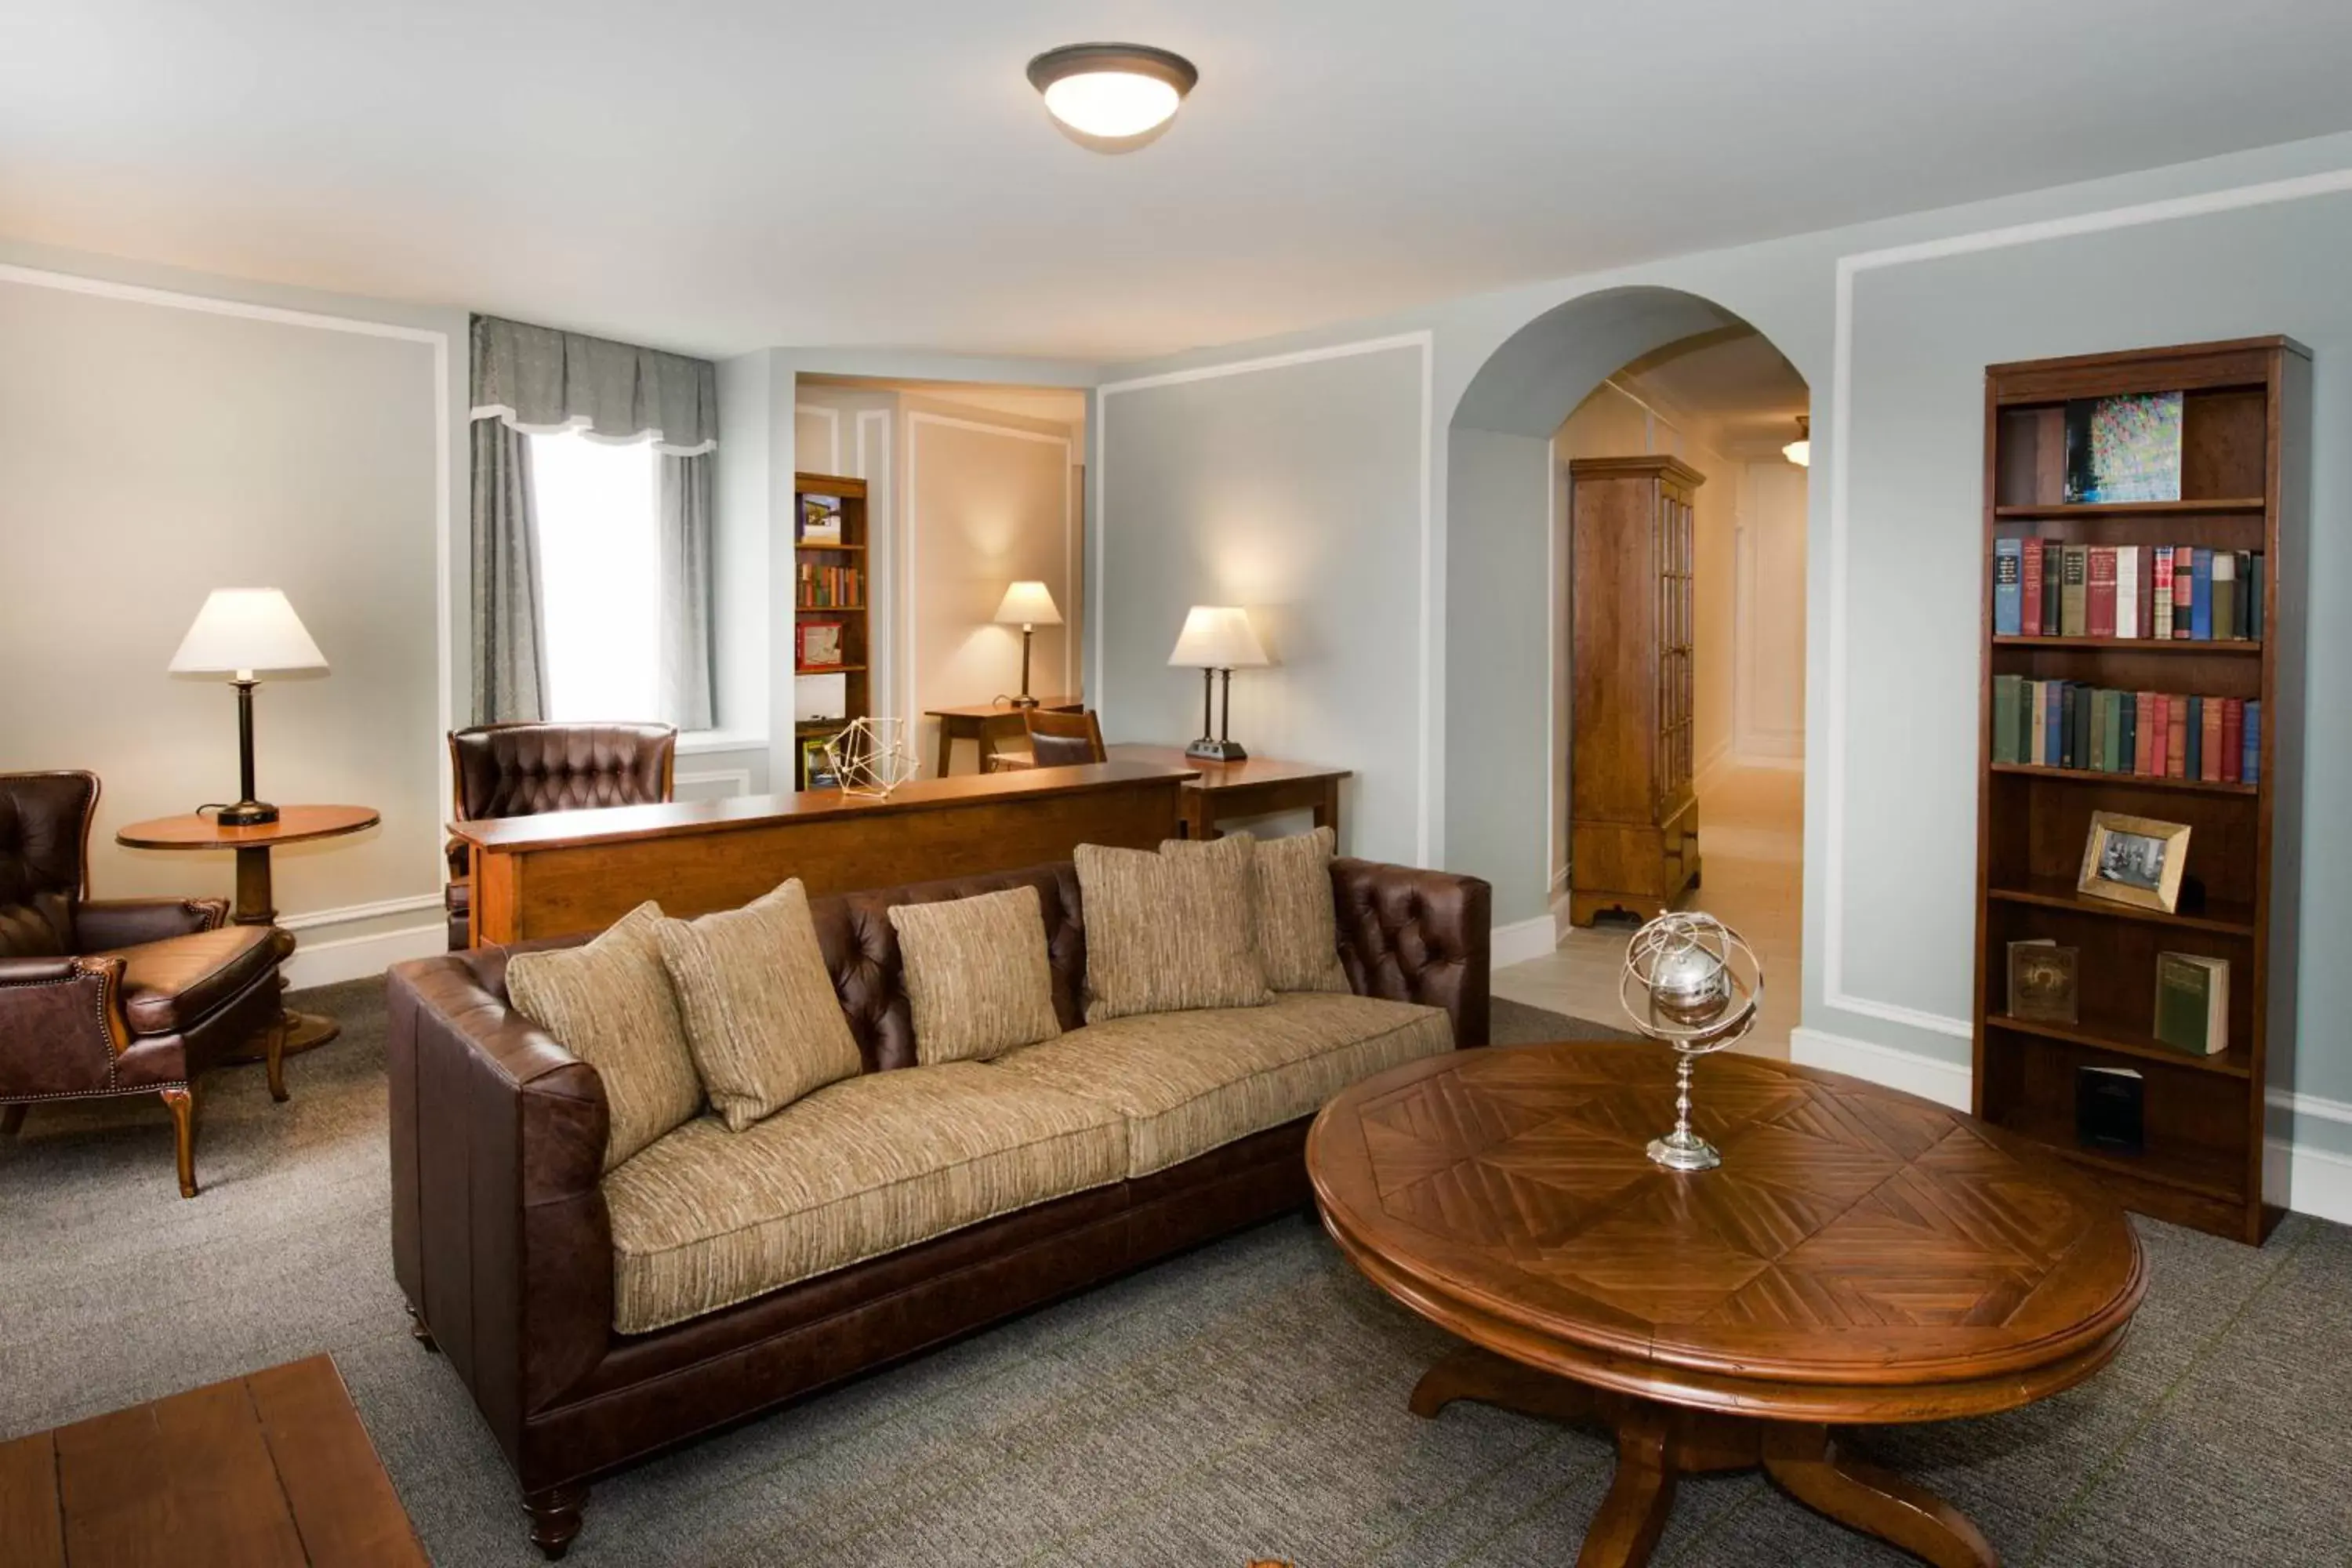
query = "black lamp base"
xmin=1185 ymin=738 xmax=1249 ymax=763
xmin=214 ymin=800 xmax=281 ymax=827
xmin=1007 ymin=694 xmax=1041 ymax=709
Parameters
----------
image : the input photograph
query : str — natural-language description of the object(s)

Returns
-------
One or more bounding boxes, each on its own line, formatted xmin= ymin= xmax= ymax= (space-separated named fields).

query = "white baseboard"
xmin=1788 ymin=1025 xmax=1972 ymax=1109
xmin=285 ymin=921 xmax=446 ymax=989
xmin=1492 ymin=914 xmax=1561 ymax=969
xmin=1731 ymin=750 xmax=1805 ymax=771
xmin=2268 ymin=1138 xmax=2352 ymax=1227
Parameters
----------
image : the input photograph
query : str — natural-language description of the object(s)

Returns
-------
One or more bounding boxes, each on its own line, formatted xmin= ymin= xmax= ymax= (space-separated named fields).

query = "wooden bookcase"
xmin=792 ymin=472 xmax=870 ymax=788
xmin=1973 ymin=337 xmax=2309 ymax=1243
xmin=1567 ymin=456 xmax=1702 ymax=926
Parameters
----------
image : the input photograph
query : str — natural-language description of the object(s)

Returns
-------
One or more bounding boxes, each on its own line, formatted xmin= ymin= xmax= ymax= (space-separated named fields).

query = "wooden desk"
xmin=1106 ymin=745 xmax=1350 ymax=844
xmin=923 ymin=695 xmax=1082 ymax=776
xmin=0 ymin=1356 xmax=426 ymax=1568
xmin=116 ymin=805 xmax=379 ymax=1059
xmin=453 ymin=760 xmax=1195 ymax=945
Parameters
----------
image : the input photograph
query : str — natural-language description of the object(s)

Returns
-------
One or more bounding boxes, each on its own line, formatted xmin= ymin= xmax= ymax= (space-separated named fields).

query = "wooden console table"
xmin=1106 ymin=745 xmax=1349 ymax=844
xmin=924 ymin=695 xmax=1082 ymax=775
xmin=452 ymin=760 xmax=1196 ymax=945
xmin=115 ymin=805 xmax=379 ymax=1058
xmin=0 ymin=1356 xmax=425 ymax=1567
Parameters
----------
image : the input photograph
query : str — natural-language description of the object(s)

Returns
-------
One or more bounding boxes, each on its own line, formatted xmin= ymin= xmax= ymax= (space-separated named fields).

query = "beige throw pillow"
xmin=1243 ymin=826 xmax=1351 ymax=993
xmin=506 ymin=902 xmax=703 ymax=1171
xmin=886 ymin=886 xmax=1062 ymax=1065
xmin=1075 ymin=837 xmax=1272 ymax=1022
xmin=654 ymin=880 xmax=863 ymax=1131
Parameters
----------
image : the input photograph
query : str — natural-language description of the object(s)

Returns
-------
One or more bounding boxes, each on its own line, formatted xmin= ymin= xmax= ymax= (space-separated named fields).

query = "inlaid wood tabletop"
xmin=1308 ymin=1043 xmax=2147 ymax=1567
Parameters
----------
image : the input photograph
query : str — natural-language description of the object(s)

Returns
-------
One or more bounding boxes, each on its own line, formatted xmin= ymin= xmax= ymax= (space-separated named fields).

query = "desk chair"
xmin=988 ymin=707 xmax=1106 ymax=772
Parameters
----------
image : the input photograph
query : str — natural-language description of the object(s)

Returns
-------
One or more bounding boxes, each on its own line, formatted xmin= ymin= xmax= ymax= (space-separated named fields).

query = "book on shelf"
xmin=2199 ymin=699 xmax=2223 ymax=783
xmin=2040 ymin=541 xmax=2061 ymax=634
xmin=2243 ymin=700 xmax=2261 ymax=785
xmin=2085 ymin=546 xmax=2116 ymax=638
xmin=2153 ymin=953 xmax=2230 ymax=1055
xmin=2246 ymin=553 xmax=2263 ymax=639
xmin=2185 ymin=695 xmax=2203 ymax=779
xmin=2189 ymin=547 xmax=2212 ymax=640
xmin=2211 ymin=550 xmax=2236 ymax=641
xmin=2063 ymin=390 xmax=2183 ymax=503
xmin=1993 ymin=674 xmax=2022 ymax=765
xmin=2115 ymin=543 xmax=2143 ymax=639
xmin=2165 ymin=694 xmax=2187 ymax=778
xmin=2060 ymin=545 xmax=2089 ymax=637
xmin=2172 ymin=546 xmax=2194 ymax=637
xmin=1993 ymin=538 xmax=2023 ymax=636
xmin=2221 ymin=699 xmax=2244 ymax=784
xmin=2021 ymin=541 xmax=2045 ymax=636
xmin=2003 ymin=681 xmax=2250 ymax=786
xmin=2152 ymin=546 xmax=2175 ymax=639
xmin=2006 ymin=938 xmax=2080 ymax=1025
xmin=2132 ymin=689 xmax=2155 ymax=775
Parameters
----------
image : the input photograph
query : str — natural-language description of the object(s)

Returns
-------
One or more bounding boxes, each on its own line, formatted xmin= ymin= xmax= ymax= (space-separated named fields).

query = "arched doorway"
xmin=1446 ymin=286 xmax=1809 ymax=1050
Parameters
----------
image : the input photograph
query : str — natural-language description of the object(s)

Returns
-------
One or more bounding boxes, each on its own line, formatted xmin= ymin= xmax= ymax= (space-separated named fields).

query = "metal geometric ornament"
xmin=1617 ymin=911 xmax=1764 ymax=1172
xmin=822 ymin=717 xmax=917 ymax=800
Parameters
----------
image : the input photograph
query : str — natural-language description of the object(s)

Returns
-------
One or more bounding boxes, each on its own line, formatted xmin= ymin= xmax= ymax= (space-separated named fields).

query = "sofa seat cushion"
xmin=989 ymin=993 xmax=1453 ymax=1178
xmin=93 ymin=925 xmax=281 ymax=1037
xmin=601 ymin=1062 xmax=1128 ymax=1334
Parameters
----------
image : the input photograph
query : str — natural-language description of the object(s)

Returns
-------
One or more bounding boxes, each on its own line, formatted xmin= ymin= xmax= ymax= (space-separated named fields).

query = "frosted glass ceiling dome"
xmin=1027 ymin=43 xmax=1199 ymax=153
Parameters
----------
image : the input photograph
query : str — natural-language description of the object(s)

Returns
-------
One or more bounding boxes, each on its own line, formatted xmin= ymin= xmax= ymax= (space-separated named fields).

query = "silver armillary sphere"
xmin=1617 ymin=911 xmax=1763 ymax=1172
xmin=823 ymin=717 xmax=917 ymax=800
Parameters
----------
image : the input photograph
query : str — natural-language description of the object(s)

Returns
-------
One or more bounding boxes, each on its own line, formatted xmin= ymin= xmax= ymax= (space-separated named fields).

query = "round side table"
xmin=116 ymin=805 xmax=381 ymax=1058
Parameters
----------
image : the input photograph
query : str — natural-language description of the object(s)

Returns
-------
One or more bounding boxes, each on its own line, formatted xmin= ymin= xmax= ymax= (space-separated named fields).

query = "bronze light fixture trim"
xmin=1026 ymin=42 xmax=1200 ymax=153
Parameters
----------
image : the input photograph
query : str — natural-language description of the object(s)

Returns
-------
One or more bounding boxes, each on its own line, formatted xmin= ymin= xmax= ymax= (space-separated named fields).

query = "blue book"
xmin=2244 ymin=700 xmax=2261 ymax=785
xmin=2185 ymin=695 xmax=2203 ymax=779
xmin=2190 ymin=547 xmax=2213 ymax=640
xmin=1993 ymin=539 xmax=2023 ymax=636
xmin=2044 ymin=680 xmax=2065 ymax=765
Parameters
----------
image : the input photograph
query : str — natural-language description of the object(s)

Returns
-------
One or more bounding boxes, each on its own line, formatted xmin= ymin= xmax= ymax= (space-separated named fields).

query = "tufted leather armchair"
xmin=1 ymin=771 xmax=292 ymax=1196
xmin=444 ymin=723 xmax=678 ymax=949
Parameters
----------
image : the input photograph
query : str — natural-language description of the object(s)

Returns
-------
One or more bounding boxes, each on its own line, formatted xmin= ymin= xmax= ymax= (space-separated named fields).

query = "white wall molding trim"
xmin=905 ymin=411 xmax=1076 ymax=753
xmin=278 ymin=892 xmax=444 ymax=932
xmin=677 ymin=728 xmax=768 ymax=755
xmin=1817 ymin=161 xmax=2352 ymax=1030
xmin=2269 ymin=1138 xmax=2352 ymax=1227
xmin=676 ymin=767 xmax=753 ymax=797
xmin=0 ymin=261 xmax=456 ymax=890
xmin=1491 ymin=913 xmax=1560 ymax=970
xmin=1096 ymin=330 xmax=1437 ymax=862
xmin=795 ymin=403 xmax=843 ymax=475
xmin=284 ymin=923 xmax=445 ymax=989
xmin=1789 ymin=1025 xmax=1972 ymax=1108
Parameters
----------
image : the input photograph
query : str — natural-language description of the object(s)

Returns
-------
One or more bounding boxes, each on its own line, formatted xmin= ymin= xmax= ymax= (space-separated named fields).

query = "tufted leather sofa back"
xmin=448 ymin=723 xmax=677 ymax=822
xmin=0 ymin=771 xmax=96 ymax=958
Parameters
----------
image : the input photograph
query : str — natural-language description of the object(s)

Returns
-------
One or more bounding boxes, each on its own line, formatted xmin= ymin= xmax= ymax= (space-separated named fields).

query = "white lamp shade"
xmin=1167 ymin=605 xmax=1269 ymax=670
xmin=168 ymin=588 xmax=328 ymax=677
xmin=993 ymin=580 xmax=1063 ymax=626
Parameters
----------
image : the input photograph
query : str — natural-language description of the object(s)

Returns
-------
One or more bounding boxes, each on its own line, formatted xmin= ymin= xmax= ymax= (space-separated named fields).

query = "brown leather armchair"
xmin=443 ymin=723 xmax=678 ymax=948
xmin=1 ymin=771 xmax=292 ymax=1196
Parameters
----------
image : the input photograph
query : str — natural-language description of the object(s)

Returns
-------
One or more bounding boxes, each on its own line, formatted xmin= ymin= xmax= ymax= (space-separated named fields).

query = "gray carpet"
xmin=4 ymin=980 xmax=2348 ymax=1566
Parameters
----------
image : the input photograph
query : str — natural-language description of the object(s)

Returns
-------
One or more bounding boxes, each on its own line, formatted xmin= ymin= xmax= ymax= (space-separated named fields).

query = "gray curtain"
xmin=469 ymin=416 xmax=548 ymax=723
xmin=657 ymin=452 xmax=716 ymax=731
xmin=468 ymin=314 xmax=720 ymax=728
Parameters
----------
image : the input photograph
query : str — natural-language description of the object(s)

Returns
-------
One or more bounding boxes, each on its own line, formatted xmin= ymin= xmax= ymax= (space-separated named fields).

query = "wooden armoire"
xmin=1568 ymin=455 xmax=1703 ymax=926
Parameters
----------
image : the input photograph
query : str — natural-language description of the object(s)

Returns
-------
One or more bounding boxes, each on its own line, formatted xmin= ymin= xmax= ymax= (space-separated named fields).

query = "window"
xmin=531 ymin=430 xmax=660 ymax=723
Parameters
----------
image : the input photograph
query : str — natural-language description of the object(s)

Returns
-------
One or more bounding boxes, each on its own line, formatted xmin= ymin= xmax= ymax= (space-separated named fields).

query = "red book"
xmin=2222 ymin=699 xmax=2245 ymax=783
xmin=2085 ymin=546 xmax=2117 ymax=637
xmin=2020 ymin=541 xmax=2044 ymax=636
xmin=2148 ymin=692 xmax=2169 ymax=778
xmin=2133 ymin=691 xmax=2156 ymax=775
xmin=2200 ymin=699 xmax=2224 ymax=782
xmin=2165 ymin=695 xmax=2187 ymax=777
xmin=2172 ymin=543 xmax=2194 ymax=637
xmin=2152 ymin=546 xmax=2176 ymax=639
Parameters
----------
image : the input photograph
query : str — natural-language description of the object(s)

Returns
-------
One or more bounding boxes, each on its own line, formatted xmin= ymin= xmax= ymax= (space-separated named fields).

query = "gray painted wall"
xmin=1098 ymin=346 xmax=1427 ymax=863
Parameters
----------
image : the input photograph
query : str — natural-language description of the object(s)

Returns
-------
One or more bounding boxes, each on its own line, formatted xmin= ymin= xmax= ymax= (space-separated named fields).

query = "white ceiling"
xmin=7 ymin=2 xmax=2352 ymax=362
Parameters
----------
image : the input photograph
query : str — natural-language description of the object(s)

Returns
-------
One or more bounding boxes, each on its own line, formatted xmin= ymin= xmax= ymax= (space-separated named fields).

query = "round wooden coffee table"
xmin=1308 ymin=1043 xmax=2145 ymax=1568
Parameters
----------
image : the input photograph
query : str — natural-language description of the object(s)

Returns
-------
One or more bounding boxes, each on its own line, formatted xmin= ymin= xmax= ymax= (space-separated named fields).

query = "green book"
xmin=2248 ymin=552 xmax=2263 ymax=640
xmin=2153 ymin=953 xmax=2229 ymax=1054
xmin=2101 ymin=688 xmax=2123 ymax=774
xmin=1993 ymin=675 xmax=2022 ymax=765
xmin=2060 ymin=545 xmax=2089 ymax=637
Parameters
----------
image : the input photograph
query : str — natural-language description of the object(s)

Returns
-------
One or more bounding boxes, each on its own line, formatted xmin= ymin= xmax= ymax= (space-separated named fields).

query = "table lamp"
xmin=168 ymin=588 xmax=328 ymax=826
xmin=1168 ymin=605 xmax=1269 ymax=762
xmin=993 ymin=580 xmax=1062 ymax=707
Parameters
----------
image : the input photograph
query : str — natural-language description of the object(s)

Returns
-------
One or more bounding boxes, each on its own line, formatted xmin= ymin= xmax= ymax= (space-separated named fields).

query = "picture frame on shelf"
xmin=798 ymin=492 xmax=844 ymax=545
xmin=797 ymin=621 xmax=845 ymax=670
xmin=800 ymin=735 xmax=840 ymax=789
xmin=2005 ymin=938 xmax=2080 ymax=1025
xmin=2076 ymin=810 xmax=2190 ymax=913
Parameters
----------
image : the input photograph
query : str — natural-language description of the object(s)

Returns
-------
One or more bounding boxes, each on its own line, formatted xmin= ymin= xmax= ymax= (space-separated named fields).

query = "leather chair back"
xmin=448 ymin=723 xmax=678 ymax=823
xmin=1022 ymin=709 xmax=1107 ymax=768
xmin=0 ymin=771 xmax=96 ymax=958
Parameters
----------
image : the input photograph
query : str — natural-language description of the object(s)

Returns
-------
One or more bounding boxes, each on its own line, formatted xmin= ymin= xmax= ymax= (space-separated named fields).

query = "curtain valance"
xmin=469 ymin=314 xmax=719 ymax=456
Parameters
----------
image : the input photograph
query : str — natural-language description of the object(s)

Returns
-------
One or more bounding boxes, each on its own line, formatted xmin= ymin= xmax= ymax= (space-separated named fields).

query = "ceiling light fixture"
xmin=1026 ymin=42 xmax=1198 ymax=153
xmin=1782 ymin=415 xmax=1811 ymax=468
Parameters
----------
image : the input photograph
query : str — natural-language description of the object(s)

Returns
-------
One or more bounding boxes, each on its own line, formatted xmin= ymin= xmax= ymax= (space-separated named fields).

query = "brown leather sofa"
xmin=388 ymin=853 xmax=1489 ymax=1557
xmin=443 ymin=722 xmax=677 ymax=949
xmin=1 ymin=771 xmax=291 ymax=1196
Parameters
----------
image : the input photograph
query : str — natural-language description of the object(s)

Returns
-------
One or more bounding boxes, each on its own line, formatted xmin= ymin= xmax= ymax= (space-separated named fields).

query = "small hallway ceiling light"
xmin=1027 ymin=42 xmax=1198 ymax=153
xmin=1783 ymin=416 xmax=1811 ymax=468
